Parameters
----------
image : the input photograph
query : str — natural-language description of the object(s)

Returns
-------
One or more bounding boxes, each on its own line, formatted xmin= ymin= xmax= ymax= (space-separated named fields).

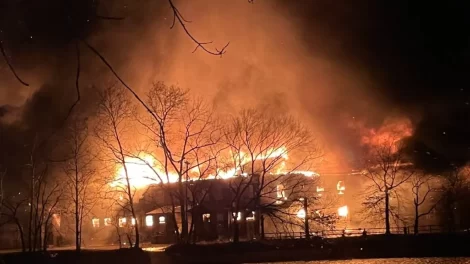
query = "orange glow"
xmin=350 ymin=117 xmax=413 ymax=153
xmin=338 ymin=205 xmax=349 ymax=217
xmin=145 ymin=215 xmax=153 ymax=227
xmin=337 ymin=181 xmax=345 ymax=194
xmin=112 ymin=154 xmax=179 ymax=188
xmin=297 ymin=208 xmax=306 ymax=219
xmin=111 ymin=146 xmax=317 ymax=189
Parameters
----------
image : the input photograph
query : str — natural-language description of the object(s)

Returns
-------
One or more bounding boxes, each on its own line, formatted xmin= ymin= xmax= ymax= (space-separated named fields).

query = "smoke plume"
xmin=2 ymin=0 xmax=462 ymax=172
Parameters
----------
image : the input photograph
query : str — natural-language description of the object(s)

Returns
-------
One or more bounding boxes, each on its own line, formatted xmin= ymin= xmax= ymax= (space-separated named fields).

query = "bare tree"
xmin=223 ymin=108 xmax=321 ymax=242
xmin=1 ymin=190 xmax=28 ymax=251
xmin=95 ymin=84 xmax=141 ymax=248
xmin=361 ymin=138 xmax=414 ymax=235
xmin=263 ymin=177 xmax=338 ymax=239
xmin=438 ymin=166 xmax=470 ymax=231
xmin=21 ymin=135 xmax=65 ymax=252
xmin=410 ymin=171 xmax=441 ymax=234
xmin=138 ymin=82 xmax=223 ymax=244
xmin=62 ymin=119 xmax=98 ymax=252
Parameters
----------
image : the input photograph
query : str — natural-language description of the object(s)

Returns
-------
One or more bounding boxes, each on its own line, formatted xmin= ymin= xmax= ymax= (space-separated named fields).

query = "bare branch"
xmin=168 ymin=0 xmax=229 ymax=56
xmin=0 ymin=40 xmax=29 ymax=86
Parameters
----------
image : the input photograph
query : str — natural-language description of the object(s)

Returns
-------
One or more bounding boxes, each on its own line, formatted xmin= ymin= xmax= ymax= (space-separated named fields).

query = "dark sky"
xmin=290 ymin=1 xmax=470 ymax=170
xmin=1 ymin=0 xmax=469 ymax=172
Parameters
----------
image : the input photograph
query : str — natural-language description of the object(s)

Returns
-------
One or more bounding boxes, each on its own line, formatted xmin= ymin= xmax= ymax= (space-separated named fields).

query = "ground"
xmin=0 ymin=244 xmax=170 ymax=254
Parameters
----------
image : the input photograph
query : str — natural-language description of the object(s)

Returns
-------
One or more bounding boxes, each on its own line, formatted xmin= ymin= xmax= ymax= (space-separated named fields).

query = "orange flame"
xmin=111 ymin=146 xmax=317 ymax=189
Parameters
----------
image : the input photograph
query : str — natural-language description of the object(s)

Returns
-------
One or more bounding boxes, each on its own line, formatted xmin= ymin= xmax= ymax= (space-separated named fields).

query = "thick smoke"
xmin=2 ymin=1 xmax=464 ymax=172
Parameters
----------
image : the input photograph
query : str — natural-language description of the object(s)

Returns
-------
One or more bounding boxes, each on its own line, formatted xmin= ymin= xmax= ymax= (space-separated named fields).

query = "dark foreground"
xmin=2 ymin=234 xmax=470 ymax=264
xmin=258 ymin=258 xmax=470 ymax=264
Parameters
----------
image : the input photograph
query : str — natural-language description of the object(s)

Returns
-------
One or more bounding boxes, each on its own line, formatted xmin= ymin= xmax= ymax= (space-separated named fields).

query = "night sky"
xmin=291 ymin=1 xmax=470 ymax=170
xmin=1 ymin=0 xmax=469 ymax=172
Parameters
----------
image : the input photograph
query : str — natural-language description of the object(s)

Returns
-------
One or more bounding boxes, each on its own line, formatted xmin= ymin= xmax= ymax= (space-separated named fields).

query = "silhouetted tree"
xmin=138 ymin=82 xmax=223 ymax=244
xmin=62 ymin=118 xmax=98 ymax=252
xmin=223 ymin=107 xmax=321 ymax=242
xmin=361 ymin=138 xmax=414 ymax=235
xmin=410 ymin=171 xmax=440 ymax=234
xmin=95 ymin=84 xmax=141 ymax=248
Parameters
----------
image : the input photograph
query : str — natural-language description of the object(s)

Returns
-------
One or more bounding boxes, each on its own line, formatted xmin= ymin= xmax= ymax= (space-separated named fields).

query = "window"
xmin=104 ymin=218 xmax=112 ymax=226
xmin=233 ymin=212 xmax=242 ymax=221
xmin=52 ymin=214 xmax=61 ymax=227
xmin=131 ymin=218 xmax=136 ymax=226
xmin=159 ymin=216 xmax=166 ymax=224
xmin=92 ymin=218 xmax=100 ymax=228
xmin=119 ymin=217 xmax=127 ymax=227
xmin=202 ymin=214 xmax=211 ymax=222
xmin=145 ymin=215 xmax=153 ymax=227
xmin=296 ymin=209 xmax=306 ymax=219
xmin=338 ymin=205 xmax=348 ymax=217
xmin=337 ymin=181 xmax=345 ymax=194
xmin=277 ymin=184 xmax=286 ymax=199
xmin=246 ymin=211 xmax=255 ymax=221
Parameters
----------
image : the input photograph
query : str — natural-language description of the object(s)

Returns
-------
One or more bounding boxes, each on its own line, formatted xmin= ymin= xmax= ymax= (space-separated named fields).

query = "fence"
xmin=264 ymin=225 xmax=470 ymax=239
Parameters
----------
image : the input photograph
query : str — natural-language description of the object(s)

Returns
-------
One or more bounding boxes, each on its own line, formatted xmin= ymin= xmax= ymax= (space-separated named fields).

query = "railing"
xmin=264 ymin=225 xmax=470 ymax=239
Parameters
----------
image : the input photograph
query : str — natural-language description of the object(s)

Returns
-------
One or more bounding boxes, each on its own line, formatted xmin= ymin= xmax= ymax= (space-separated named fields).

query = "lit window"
xmin=232 ymin=212 xmax=242 ymax=221
xmin=159 ymin=216 xmax=166 ymax=224
xmin=104 ymin=218 xmax=112 ymax=226
xmin=316 ymin=186 xmax=324 ymax=192
xmin=297 ymin=209 xmax=306 ymax=219
xmin=202 ymin=214 xmax=210 ymax=222
xmin=246 ymin=211 xmax=255 ymax=221
xmin=145 ymin=215 xmax=153 ymax=227
xmin=119 ymin=217 xmax=126 ymax=227
xmin=337 ymin=181 xmax=345 ymax=194
xmin=92 ymin=218 xmax=100 ymax=228
xmin=131 ymin=218 xmax=136 ymax=226
xmin=277 ymin=184 xmax=286 ymax=199
xmin=338 ymin=205 xmax=348 ymax=217
xmin=52 ymin=214 xmax=61 ymax=227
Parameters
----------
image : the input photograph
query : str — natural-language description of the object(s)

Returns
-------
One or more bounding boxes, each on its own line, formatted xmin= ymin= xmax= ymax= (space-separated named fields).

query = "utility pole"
xmin=303 ymin=197 xmax=310 ymax=239
xmin=184 ymin=160 xmax=190 ymax=233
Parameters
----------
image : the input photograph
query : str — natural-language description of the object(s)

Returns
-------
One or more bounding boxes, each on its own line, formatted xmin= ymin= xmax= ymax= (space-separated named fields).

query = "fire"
xmin=350 ymin=117 xmax=413 ymax=152
xmin=111 ymin=146 xmax=317 ymax=189
xmin=112 ymin=154 xmax=179 ymax=188
xmin=338 ymin=205 xmax=349 ymax=217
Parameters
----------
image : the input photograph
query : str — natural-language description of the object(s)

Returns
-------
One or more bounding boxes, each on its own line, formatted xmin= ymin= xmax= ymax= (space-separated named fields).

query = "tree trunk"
xmin=179 ymin=181 xmax=188 ymax=243
xmin=43 ymin=223 xmax=48 ymax=252
xmin=414 ymin=203 xmax=419 ymax=235
xmin=385 ymin=191 xmax=391 ymax=235
xmin=260 ymin=214 xmax=265 ymax=240
xmin=15 ymin=220 xmax=26 ymax=252
xmin=233 ymin=217 xmax=239 ymax=243
xmin=75 ymin=170 xmax=81 ymax=252
xmin=132 ymin=213 xmax=140 ymax=248
xmin=28 ymin=174 xmax=34 ymax=252
xmin=124 ymin=167 xmax=140 ymax=248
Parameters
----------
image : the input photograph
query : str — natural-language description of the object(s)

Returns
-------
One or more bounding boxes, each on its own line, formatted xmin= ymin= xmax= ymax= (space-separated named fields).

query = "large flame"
xmin=111 ymin=146 xmax=317 ymax=189
xmin=112 ymin=154 xmax=179 ymax=188
xmin=349 ymin=117 xmax=413 ymax=152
